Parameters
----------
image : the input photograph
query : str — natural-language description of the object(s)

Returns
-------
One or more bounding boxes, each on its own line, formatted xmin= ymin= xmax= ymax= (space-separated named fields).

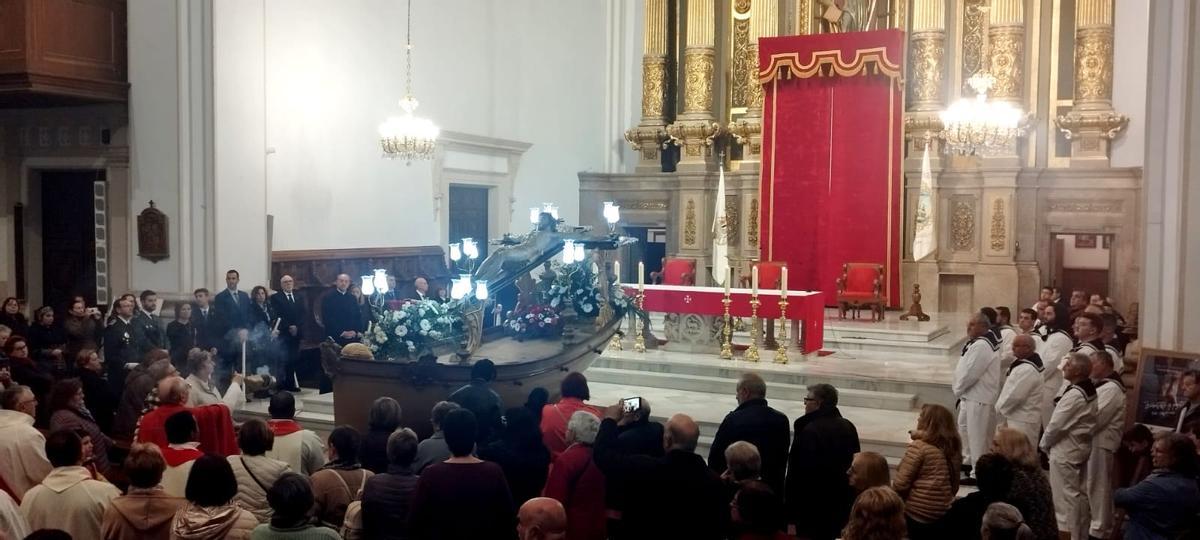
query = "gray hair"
xmin=0 ymin=324 xmax=10 ymax=335
xmin=809 ymin=383 xmax=839 ymax=407
xmin=386 ymin=428 xmax=419 ymax=466
xmin=724 ymin=441 xmax=761 ymax=481
xmin=566 ymin=410 xmax=601 ymax=445
xmin=1067 ymin=352 xmax=1093 ymax=373
xmin=737 ymin=372 xmax=767 ymax=399
xmin=1 ymin=385 xmax=31 ymax=410
xmin=981 ymin=502 xmax=1034 ymax=540
xmin=430 ymin=400 xmax=460 ymax=430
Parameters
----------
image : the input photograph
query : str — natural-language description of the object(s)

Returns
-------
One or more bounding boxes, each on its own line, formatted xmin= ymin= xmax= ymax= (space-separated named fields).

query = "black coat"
xmin=102 ymin=318 xmax=141 ymax=391
xmin=940 ymin=491 xmax=1006 ymax=540
xmin=165 ymin=321 xmax=196 ymax=368
xmin=321 ymin=289 xmax=363 ymax=343
xmin=477 ymin=438 xmax=551 ymax=506
xmin=361 ymin=465 xmax=419 ymax=540
xmin=708 ymin=398 xmax=791 ymax=493
xmin=269 ymin=291 xmax=307 ymax=341
xmin=133 ymin=310 xmax=165 ymax=351
xmin=78 ymin=367 xmax=116 ymax=433
xmin=27 ymin=323 xmax=66 ymax=361
xmin=191 ymin=305 xmax=225 ymax=352
xmin=360 ymin=429 xmax=393 ymax=475
xmin=448 ymin=380 xmax=505 ymax=445
xmin=785 ymin=406 xmax=861 ymax=540
xmin=616 ymin=418 xmax=665 ymax=457
xmin=213 ymin=289 xmax=252 ymax=330
xmin=594 ymin=418 xmax=728 ymax=540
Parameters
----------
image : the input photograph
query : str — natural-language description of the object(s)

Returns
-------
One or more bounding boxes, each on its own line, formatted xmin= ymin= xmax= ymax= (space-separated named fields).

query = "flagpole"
xmin=901 ymin=132 xmax=934 ymax=322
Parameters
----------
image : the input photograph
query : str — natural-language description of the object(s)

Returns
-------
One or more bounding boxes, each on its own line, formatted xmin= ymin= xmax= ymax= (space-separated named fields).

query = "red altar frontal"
xmin=623 ymin=285 xmax=824 ymax=354
xmin=757 ymin=30 xmax=905 ymax=307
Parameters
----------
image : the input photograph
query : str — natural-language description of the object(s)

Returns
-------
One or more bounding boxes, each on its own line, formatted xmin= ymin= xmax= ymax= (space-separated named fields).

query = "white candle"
xmin=781 ymin=266 xmax=788 ymax=298
xmin=638 ymin=261 xmax=645 ymax=290
xmin=241 ymin=340 xmax=247 ymax=376
xmin=613 ymin=261 xmax=621 ymax=284
xmin=725 ymin=268 xmax=731 ymax=295
xmin=751 ymin=266 xmax=759 ymax=293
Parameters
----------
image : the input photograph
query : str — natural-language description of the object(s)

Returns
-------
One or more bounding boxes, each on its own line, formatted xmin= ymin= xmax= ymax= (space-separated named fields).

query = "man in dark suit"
xmin=134 ymin=289 xmax=166 ymax=353
xmin=707 ymin=372 xmax=791 ymax=494
xmin=594 ymin=407 xmax=728 ymax=540
xmin=102 ymin=297 xmax=143 ymax=396
xmin=1176 ymin=370 xmax=1200 ymax=431
xmin=213 ymin=269 xmax=251 ymax=333
xmin=321 ymin=273 xmax=363 ymax=346
xmin=407 ymin=276 xmax=433 ymax=302
xmin=786 ymin=383 xmax=861 ymax=540
xmin=270 ymin=274 xmax=306 ymax=391
xmin=191 ymin=288 xmax=224 ymax=354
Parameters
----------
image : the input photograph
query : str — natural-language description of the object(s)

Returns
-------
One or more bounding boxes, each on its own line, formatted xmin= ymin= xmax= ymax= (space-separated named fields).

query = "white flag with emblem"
xmin=912 ymin=144 xmax=936 ymax=261
xmin=712 ymin=164 xmax=730 ymax=284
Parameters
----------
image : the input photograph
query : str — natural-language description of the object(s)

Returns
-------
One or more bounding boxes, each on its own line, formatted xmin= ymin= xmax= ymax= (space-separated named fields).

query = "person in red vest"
xmin=135 ymin=376 xmax=238 ymax=457
xmin=540 ymin=372 xmax=604 ymax=459
xmin=265 ymin=391 xmax=326 ymax=476
xmin=159 ymin=410 xmax=203 ymax=498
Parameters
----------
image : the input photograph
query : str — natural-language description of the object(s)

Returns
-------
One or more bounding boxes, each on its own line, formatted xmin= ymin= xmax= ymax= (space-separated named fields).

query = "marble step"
xmin=822 ymin=331 xmax=967 ymax=360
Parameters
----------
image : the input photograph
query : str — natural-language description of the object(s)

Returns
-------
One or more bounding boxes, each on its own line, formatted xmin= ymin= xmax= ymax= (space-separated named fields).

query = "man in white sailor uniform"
xmin=1099 ymin=313 xmax=1125 ymax=374
xmin=1037 ymin=303 xmax=1074 ymax=426
xmin=1071 ymin=312 xmax=1106 ymax=358
xmin=995 ymin=306 xmax=1018 ymax=367
xmin=1040 ymin=352 xmax=1098 ymax=540
xmin=953 ymin=311 xmax=1000 ymax=474
xmin=995 ymin=334 xmax=1044 ymax=448
xmin=1087 ymin=350 xmax=1126 ymax=540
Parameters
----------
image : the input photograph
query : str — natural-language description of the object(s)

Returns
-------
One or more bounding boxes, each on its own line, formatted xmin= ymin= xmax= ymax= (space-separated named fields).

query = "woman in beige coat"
xmin=101 ymin=443 xmax=185 ymax=540
xmin=227 ymin=419 xmax=292 ymax=523
xmin=171 ymin=454 xmax=257 ymax=540
xmin=891 ymin=403 xmax=962 ymax=538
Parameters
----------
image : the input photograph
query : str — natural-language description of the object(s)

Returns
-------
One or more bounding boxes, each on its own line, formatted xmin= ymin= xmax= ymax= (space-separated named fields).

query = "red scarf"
xmin=161 ymin=446 xmax=204 ymax=467
xmin=268 ymin=419 xmax=304 ymax=437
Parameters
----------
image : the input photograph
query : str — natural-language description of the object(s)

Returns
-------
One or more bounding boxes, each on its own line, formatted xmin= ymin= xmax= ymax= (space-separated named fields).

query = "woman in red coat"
xmin=543 ymin=410 xmax=606 ymax=540
xmin=541 ymin=372 xmax=604 ymax=459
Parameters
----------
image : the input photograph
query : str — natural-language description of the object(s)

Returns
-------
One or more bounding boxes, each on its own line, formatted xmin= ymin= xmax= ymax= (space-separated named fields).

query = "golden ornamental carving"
xmin=908 ymin=32 xmax=944 ymax=109
xmin=987 ymin=26 xmax=1024 ymax=100
xmin=796 ymin=0 xmax=815 ymax=35
xmin=624 ymin=126 xmax=667 ymax=161
xmin=1047 ymin=199 xmax=1123 ymax=213
xmin=725 ymin=196 xmax=740 ymax=247
xmin=1074 ymin=26 xmax=1114 ymax=102
xmin=666 ymin=120 xmax=721 ymax=159
xmin=735 ymin=0 xmax=751 ymax=14
xmin=951 ymin=199 xmax=975 ymax=251
xmin=748 ymin=199 xmax=759 ymax=246
xmin=685 ymin=199 xmax=698 ymax=246
xmin=731 ymin=19 xmax=752 ymax=108
xmin=960 ymin=0 xmax=986 ymax=95
xmin=903 ymin=114 xmax=944 ymax=140
xmin=990 ymin=198 xmax=1006 ymax=252
xmin=618 ymin=200 xmax=669 ymax=211
xmin=758 ymin=47 xmax=902 ymax=82
xmin=1054 ymin=110 xmax=1128 ymax=140
xmin=728 ymin=118 xmax=763 ymax=145
xmin=641 ymin=57 xmax=667 ymax=120
xmin=683 ymin=49 xmax=716 ymax=114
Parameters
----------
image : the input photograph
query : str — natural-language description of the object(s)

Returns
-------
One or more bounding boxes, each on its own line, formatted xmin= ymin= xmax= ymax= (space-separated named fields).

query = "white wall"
xmin=1058 ymin=234 xmax=1111 ymax=270
xmin=260 ymin=0 xmax=610 ymax=251
xmin=1111 ymin=0 xmax=1149 ymax=168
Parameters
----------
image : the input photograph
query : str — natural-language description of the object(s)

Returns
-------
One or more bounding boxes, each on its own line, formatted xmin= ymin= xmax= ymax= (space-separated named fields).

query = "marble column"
xmin=624 ymin=0 xmax=669 ymax=173
xmin=729 ymin=0 xmax=777 ymax=170
xmin=1055 ymin=0 xmax=1128 ymax=167
xmin=666 ymin=0 xmax=720 ymax=172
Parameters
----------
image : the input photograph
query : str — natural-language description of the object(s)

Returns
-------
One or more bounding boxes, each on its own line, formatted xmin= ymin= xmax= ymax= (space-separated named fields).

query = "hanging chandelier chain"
xmin=405 ymin=0 xmax=413 ymax=99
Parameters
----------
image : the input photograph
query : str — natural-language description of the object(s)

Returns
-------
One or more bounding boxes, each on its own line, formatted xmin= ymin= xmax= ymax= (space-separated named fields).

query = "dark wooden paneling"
xmin=1062 ymin=268 xmax=1109 ymax=299
xmin=271 ymin=246 xmax=450 ymax=290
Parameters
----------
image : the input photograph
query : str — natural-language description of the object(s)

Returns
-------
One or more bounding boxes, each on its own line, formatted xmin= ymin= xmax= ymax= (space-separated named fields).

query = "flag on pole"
xmin=712 ymin=164 xmax=730 ymax=285
xmin=912 ymin=144 xmax=936 ymax=261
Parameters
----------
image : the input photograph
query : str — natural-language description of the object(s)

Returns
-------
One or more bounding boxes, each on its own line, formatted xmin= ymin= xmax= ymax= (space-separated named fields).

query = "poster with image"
xmin=1132 ymin=349 xmax=1200 ymax=429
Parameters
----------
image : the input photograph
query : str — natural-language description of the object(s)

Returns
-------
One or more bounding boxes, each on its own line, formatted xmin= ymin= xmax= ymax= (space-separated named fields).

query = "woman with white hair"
xmin=542 ymin=410 xmax=606 ymax=540
xmin=981 ymin=502 xmax=1035 ymax=540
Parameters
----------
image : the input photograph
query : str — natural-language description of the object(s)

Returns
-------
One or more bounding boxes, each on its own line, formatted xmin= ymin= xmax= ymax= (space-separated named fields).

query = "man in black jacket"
xmin=270 ymin=275 xmax=306 ymax=390
xmin=708 ymin=372 xmax=790 ymax=493
xmin=785 ymin=383 xmax=860 ymax=540
xmin=321 ymin=273 xmax=363 ymax=346
xmin=134 ymin=289 xmax=165 ymax=352
xmin=102 ymin=297 xmax=143 ymax=396
xmin=191 ymin=288 xmax=224 ymax=355
xmin=213 ymin=269 xmax=252 ymax=332
xmin=594 ymin=405 xmax=728 ymax=540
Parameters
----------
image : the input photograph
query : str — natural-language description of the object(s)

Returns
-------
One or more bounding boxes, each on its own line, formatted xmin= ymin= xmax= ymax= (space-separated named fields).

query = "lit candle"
xmin=751 ymin=265 xmax=759 ymax=294
xmin=638 ymin=261 xmax=645 ymax=290
xmin=241 ymin=340 xmax=247 ymax=377
xmin=613 ymin=260 xmax=621 ymax=284
xmin=781 ymin=266 xmax=788 ymax=299
xmin=725 ymin=268 xmax=731 ymax=295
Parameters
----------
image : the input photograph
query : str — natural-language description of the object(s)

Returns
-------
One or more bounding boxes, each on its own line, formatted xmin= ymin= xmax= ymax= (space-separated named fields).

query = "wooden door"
xmin=448 ymin=185 xmax=490 ymax=264
xmin=41 ymin=170 xmax=100 ymax=310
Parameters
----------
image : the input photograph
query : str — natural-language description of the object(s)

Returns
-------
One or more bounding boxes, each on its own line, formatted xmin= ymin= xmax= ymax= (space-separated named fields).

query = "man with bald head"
xmin=594 ymin=404 xmax=726 ymax=539
xmin=517 ymin=497 xmax=567 ymax=540
xmin=270 ymin=274 xmax=307 ymax=390
xmin=708 ymin=372 xmax=790 ymax=492
xmin=954 ymin=310 xmax=1001 ymax=475
xmin=322 ymin=273 xmax=364 ymax=346
xmin=134 ymin=375 xmax=239 ymax=456
xmin=995 ymin=334 xmax=1045 ymax=447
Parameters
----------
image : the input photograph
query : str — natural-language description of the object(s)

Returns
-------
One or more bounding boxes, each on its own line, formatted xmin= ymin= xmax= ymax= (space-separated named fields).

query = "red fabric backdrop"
xmin=758 ymin=30 xmax=904 ymax=306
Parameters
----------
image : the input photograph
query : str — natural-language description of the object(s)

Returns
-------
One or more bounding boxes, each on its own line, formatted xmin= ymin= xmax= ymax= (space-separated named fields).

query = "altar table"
xmin=622 ymin=284 xmax=824 ymax=354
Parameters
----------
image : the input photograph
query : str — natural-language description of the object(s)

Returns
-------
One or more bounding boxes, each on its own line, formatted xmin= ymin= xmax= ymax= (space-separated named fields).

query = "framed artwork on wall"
xmin=1102 ymin=235 xmax=1112 ymax=249
xmin=1075 ymin=234 xmax=1097 ymax=249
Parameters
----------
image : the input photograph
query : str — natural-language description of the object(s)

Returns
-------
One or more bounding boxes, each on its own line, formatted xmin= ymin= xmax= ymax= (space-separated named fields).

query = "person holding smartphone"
xmin=64 ymin=299 xmax=103 ymax=364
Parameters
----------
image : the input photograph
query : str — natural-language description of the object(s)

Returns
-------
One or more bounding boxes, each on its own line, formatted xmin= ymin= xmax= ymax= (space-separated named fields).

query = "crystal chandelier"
xmin=378 ymin=0 xmax=439 ymax=162
xmin=939 ymin=72 xmax=1027 ymax=156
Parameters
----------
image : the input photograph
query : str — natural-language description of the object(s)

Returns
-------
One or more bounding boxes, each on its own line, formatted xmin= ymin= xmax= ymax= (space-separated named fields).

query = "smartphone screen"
xmin=622 ymin=397 xmax=641 ymax=413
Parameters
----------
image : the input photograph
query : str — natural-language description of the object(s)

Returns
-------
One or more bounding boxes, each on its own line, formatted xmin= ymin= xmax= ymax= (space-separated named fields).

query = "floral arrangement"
xmin=506 ymin=304 xmax=562 ymax=339
xmin=363 ymin=299 xmax=460 ymax=359
xmin=544 ymin=261 xmax=607 ymax=316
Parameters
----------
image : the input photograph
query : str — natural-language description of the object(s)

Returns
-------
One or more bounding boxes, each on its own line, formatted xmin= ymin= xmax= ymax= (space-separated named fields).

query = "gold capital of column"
xmin=682 ymin=48 xmax=716 ymax=115
xmin=1074 ymin=26 xmax=1114 ymax=105
xmin=908 ymin=31 xmax=945 ymax=111
xmin=987 ymin=25 xmax=1024 ymax=101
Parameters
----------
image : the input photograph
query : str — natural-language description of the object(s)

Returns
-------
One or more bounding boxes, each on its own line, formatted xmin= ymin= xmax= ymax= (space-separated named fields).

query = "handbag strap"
xmin=240 ymin=457 xmax=270 ymax=493
xmin=329 ymin=469 xmax=368 ymax=501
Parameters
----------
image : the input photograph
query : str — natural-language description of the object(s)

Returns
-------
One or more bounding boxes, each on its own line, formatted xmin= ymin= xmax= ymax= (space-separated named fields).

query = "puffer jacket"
xmin=170 ymin=502 xmax=257 ymax=540
xmin=892 ymin=438 xmax=958 ymax=524
xmin=100 ymin=486 xmax=185 ymax=540
xmin=227 ymin=454 xmax=291 ymax=523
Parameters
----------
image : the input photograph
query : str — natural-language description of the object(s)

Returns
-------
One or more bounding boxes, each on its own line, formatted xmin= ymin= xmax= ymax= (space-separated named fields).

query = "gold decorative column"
xmin=625 ymin=0 xmax=669 ymax=173
xmin=666 ymin=0 xmax=720 ymax=172
xmin=904 ymin=0 xmax=946 ymax=154
xmin=987 ymin=0 xmax=1024 ymax=103
xmin=1054 ymin=0 xmax=1127 ymax=166
xmin=729 ymin=0 xmax=778 ymax=169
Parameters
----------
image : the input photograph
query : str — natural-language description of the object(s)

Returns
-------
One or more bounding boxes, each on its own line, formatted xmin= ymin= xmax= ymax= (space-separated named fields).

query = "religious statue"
xmin=818 ymin=0 xmax=887 ymax=33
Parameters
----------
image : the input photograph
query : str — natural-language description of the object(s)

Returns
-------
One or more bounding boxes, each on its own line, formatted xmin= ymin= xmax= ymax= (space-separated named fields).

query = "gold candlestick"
xmin=608 ymin=327 xmax=624 ymax=351
xmin=774 ymin=297 xmax=789 ymax=364
xmin=633 ymin=292 xmax=646 ymax=353
xmin=720 ymin=294 xmax=734 ymax=359
xmin=745 ymin=296 xmax=761 ymax=362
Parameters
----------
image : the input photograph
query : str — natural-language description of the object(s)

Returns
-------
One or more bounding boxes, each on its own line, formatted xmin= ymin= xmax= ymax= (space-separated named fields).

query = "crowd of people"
xmin=0 ymin=280 xmax=1197 ymax=539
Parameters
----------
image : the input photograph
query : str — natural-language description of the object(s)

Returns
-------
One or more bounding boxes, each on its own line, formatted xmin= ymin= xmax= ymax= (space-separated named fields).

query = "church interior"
xmin=0 ymin=0 xmax=1199 ymax=539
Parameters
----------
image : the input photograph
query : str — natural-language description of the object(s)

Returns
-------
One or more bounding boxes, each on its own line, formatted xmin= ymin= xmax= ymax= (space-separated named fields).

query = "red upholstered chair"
xmin=836 ymin=263 xmax=885 ymax=321
xmin=650 ymin=257 xmax=696 ymax=286
xmin=739 ymin=261 xmax=787 ymax=289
